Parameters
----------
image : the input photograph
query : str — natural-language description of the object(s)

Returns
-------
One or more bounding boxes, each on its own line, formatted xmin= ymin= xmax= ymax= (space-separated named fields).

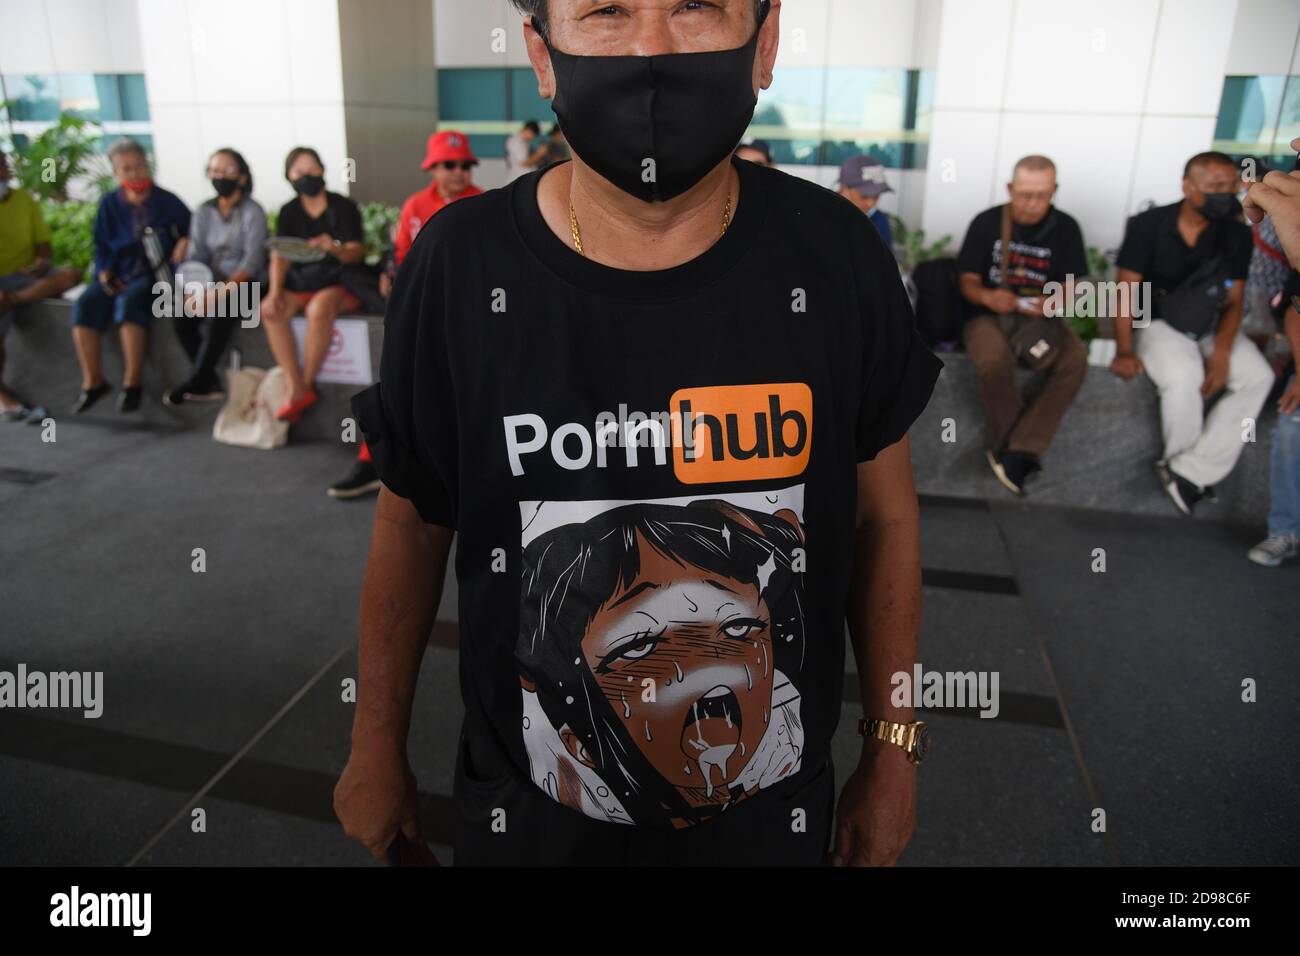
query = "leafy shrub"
xmin=888 ymin=214 xmax=952 ymax=273
xmin=362 ymin=202 xmax=399 ymax=265
xmin=42 ymin=200 xmax=97 ymax=279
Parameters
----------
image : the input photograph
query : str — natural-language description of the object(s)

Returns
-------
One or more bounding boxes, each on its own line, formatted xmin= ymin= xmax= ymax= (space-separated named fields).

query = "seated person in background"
xmin=328 ymin=131 xmax=483 ymax=501
xmin=0 ymin=150 xmax=82 ymax=420
xmin=1244 ymin=136 xmax=1300 ymax=268
xmin=1112 ymin=151 xmax=1273 ymax=515
xmin=72 ymin=138 xmax=190 ymax=414
xmin=164 ymin=147 xmax=268 ymax=407
xmin=836 ymin=154 xmax=893 ymax=249
xmin=259 ymin=146 xmax=365 ymax=424
xmin=957 ymin=154 xmax=1089 ymax=495
xmin=391 ymin=131 xmax=482 ymax=272
xmin=1244 ymin=196 xmax=1291 ymax=337
xmin=1249 ymin=270 xmax=1300 ymax=566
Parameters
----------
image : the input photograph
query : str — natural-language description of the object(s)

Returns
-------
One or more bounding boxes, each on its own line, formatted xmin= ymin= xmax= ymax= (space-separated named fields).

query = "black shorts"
xmin=451 ymin=717 xmax=836 ymax=866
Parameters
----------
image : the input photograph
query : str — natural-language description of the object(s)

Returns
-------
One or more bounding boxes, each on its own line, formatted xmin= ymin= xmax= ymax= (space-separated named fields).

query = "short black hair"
xmin=1184 ymin=150 xmax=1237 ymax=180
xmin=511 ymin=0 xmax=767 ymax=41
xmin=284 ymin=146 xmax=323 ymax=180
xmin=524 ymin=120 xmax=541 ymax=135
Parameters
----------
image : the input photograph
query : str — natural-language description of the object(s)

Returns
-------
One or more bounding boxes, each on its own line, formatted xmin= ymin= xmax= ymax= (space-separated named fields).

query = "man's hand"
xmin=830 ymin=739 xmax=917 ymax=866
xmin=1244 ymin=137 xmax=1300 ymax=267
xmin=1201 ymin=348 xmax=1230 ymax=397
xmin=309 ymin=234 xmax=337 ymax=253
xmin=1110 ymin=352 xmax=1145 ymax=380
xmin=1017 ymin=294 xmax=1047 ymax=317
xmin=97 ymin=270 xmax=119 ymax=296
xmin=1279 ymin=376 xmax=1300 ymax=415
xmin=984 ymin=288 xmax=1020 ymax=314
xmin=334 ymin=735 xmax=423 ymax=861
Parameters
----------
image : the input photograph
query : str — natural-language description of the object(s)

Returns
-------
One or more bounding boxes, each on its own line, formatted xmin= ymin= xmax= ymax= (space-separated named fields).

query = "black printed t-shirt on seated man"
xmin=353 ymin=156 xmax=942 ymax=830
xmin=956 ymin=204 xmax=1088 ymax=313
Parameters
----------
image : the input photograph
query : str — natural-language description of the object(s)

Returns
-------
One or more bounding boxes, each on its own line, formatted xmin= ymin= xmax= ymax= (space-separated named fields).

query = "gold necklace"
xmin=568 ymin=194 xmax=733 ymax=258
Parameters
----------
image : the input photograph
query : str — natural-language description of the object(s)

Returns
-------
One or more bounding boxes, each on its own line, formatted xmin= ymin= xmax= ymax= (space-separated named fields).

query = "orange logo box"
xmin=669 ymin=382 xmax=812 ymax=484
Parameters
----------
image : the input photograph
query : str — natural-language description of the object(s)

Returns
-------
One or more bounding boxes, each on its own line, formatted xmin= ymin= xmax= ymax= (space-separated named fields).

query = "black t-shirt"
xmin=276 ymin=191 xmax=363 ymax=291
xmin=955 ymin=204 xmax=1088 ymax=310
xmin=353 ymin=157 xmax=942 ymax=829
xmin=1116 ymin=201 xmax=1251 ymax=309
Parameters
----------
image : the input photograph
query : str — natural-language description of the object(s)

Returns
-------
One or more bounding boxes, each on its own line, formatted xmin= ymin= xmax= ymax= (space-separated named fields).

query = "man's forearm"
xmin=1214 ymin=287 xmax=1246 ymax=351
xmin=353 ymin=496 xmax=451 ymax=748
xmin=848 ymin=516 xmax=922 ymax=724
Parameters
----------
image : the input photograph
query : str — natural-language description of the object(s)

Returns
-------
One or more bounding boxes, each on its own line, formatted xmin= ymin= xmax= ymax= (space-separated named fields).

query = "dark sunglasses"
xmin=439 ymin=161 xmax=475 ymax=172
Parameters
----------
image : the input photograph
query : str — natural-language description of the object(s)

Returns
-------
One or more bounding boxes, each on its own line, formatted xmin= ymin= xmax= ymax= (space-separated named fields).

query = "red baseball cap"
xmin=422 ymin=130 xmax=477 ymax=169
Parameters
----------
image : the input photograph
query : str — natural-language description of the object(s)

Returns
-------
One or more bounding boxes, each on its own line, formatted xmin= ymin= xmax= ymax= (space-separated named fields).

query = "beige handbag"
xmin=212 ymin=365 xmax=290 ymax=450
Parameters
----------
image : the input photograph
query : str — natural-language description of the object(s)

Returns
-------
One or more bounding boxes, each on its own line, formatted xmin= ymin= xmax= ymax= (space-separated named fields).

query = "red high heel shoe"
xmin=275 ymin=389 xmax=318 ymax=423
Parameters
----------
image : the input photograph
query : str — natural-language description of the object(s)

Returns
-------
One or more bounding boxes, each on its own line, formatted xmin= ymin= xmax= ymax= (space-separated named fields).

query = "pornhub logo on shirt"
xmin=503 ymin=382 xmax=812 ymax=485
xmin=670 ymin=382 xmax=811 ymax=484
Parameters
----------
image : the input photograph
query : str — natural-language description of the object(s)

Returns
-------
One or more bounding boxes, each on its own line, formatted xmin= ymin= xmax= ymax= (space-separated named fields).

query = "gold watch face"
xmin=911 ymin=723 xmax=930 ymax=763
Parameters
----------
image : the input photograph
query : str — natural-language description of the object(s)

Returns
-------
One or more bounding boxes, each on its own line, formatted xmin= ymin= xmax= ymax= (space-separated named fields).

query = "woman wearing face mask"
xmin=71 ymin=138 xmax=190 ymax=414
xmin=260 ymin=146 xmax=366 ymax=423
xmin=164 ymin=148 xmax=268 ymax=406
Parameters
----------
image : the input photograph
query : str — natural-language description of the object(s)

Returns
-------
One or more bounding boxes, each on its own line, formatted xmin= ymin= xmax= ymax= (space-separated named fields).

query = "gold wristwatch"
xmin=858 ymin=717 xmax=929 ymax=765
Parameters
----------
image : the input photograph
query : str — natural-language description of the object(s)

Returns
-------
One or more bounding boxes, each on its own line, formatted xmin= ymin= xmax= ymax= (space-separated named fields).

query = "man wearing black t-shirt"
xmin=334 ymin=0 xmax=942 ymax=867
xmin=1112 ymin=152 xmax=1272 ymax=515
xmin=956 ymin=155 xmax=1089 ymax=495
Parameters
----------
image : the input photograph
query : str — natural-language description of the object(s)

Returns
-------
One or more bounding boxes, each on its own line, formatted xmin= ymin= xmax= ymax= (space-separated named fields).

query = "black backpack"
xmin=911 ymin=257 xmax=964 ymax=347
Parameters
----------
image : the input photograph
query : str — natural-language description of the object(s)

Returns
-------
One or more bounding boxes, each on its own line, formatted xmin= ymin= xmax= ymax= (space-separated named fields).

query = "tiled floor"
xmin=2 ymin=417 xmax=1296 ymax=866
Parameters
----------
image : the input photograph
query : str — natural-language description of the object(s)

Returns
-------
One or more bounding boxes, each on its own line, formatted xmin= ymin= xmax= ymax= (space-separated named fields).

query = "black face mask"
xmin=292 ymin=174 xmax=326 ymax=197
xmin=212 ymin=177 xmax=241 ymax=198
xmin=542 ymin=3 xmax=768 ymax=203
xmin=1198 ymin=191 xmax=1241 ymax=222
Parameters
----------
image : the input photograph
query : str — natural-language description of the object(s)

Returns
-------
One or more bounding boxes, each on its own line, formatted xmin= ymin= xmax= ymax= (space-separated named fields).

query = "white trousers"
xmin=1135 ymin=319 xmax=1273 ymax=488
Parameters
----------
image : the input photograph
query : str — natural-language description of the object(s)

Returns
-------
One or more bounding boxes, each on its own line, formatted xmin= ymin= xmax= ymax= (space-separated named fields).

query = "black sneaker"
xmin=183 ymin=384 xmax=226 ymax=403
xmin=162 ymin=386 xmax=188 ymax=407
xmin=182 ymin=373 xmax=225 ymax=403
xmin=986 ymin=449 xmax=1042 ymax=496
xmin=327 ymin=459 xmax=381 ymax=499
xmin=117 ymin=385 xmax=142 ymax=413
xmin=71 ymin=382 xmax=111 ymax=414
xmin=1155 ymin=460 xmax=1204 ymax=515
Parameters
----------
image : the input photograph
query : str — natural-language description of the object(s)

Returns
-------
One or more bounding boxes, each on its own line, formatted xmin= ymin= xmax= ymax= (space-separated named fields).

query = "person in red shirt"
xmin=329 ymin=131 xmax=482 ymax=499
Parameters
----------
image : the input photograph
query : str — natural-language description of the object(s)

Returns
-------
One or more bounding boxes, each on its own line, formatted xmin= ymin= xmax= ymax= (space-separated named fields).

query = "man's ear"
xmin=524 ymin=17 xmax=556 ymax=99
xmin=756 ymin=0 xmax=781 ymax=91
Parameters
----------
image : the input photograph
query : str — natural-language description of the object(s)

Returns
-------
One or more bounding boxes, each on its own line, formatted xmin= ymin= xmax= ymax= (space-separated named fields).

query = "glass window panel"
xmin=3 ymin=74 xmax=61 ymax=121
xmin=117 ymin=74 xmax=150 ymax=122
xmin=509 ymin=68 xmax=552 ymax=127
xmin=57 ymin=73 xmax=103 ymax=120
xmin=465 ymin=133 xmax=505 ymax=159
xmin=824 ymin=68 xmax=908 ymax=133
xmin=438 ymin=68 xmax=507 ymax=121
